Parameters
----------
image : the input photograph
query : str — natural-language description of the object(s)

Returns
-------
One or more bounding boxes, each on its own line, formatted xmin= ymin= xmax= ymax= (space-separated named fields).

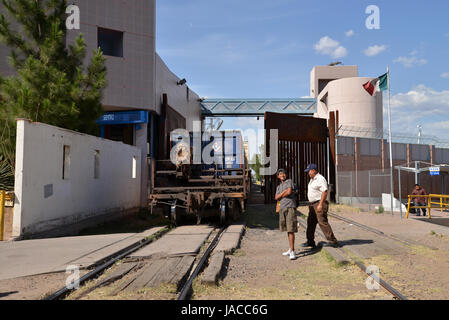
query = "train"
xmin=149 ymin=130 xmax=250 ymax=225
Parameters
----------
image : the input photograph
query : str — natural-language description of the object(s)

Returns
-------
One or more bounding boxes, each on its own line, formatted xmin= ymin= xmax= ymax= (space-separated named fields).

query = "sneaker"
xmin=282 ymin=249 xmax=292 ymax=256
xmin=300 ymin=242 xmax=316 ymax=248
xmin=289 ymin=251 xmax=296 ymax=260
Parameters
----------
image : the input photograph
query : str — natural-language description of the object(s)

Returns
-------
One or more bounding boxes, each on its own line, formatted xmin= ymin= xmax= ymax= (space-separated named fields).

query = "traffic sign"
xmin=429 ymin=167 xmax=440 ymax=176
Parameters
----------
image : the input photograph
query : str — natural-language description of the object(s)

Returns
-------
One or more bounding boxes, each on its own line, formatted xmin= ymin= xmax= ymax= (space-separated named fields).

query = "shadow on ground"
xmin=337 ymin=239 xmax=374 ymax=247
xmin=0 ymin=291 xmax=18 ymax=298
xmin=414 ymin=217 xmax=449 ymax=228
xmin=78 ymin=209 xmax=169 ymax=236
xmin=244 ymin=204 xmax=278 ymax=230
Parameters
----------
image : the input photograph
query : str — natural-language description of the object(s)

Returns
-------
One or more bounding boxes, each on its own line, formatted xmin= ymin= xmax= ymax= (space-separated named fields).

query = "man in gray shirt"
xmin=275 ymin=169 xmax=297 ymax=260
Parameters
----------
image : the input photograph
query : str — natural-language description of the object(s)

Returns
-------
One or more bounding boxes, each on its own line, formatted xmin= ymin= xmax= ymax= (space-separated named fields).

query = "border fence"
xmin=335 ymin=125 xmax=449 ymax=209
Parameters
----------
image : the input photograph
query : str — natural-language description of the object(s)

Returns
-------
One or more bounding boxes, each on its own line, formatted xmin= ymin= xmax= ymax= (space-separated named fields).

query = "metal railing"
xmin=406 ymin=194 xmax=449 ymax=219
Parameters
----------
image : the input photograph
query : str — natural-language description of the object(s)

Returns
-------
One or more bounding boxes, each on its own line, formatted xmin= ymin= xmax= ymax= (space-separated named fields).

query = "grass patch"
xmin=192 ymin=252 xmax=390 ymax=300
xmin=329 ymin=203 xmax=362 ymax=214
xmin=321 ymin=249 xmax=347 ymax=268
xmin=429 ymin=230 xmax=444 ymax=238
xmin=232 ymin=249 xmax=246 ymax=257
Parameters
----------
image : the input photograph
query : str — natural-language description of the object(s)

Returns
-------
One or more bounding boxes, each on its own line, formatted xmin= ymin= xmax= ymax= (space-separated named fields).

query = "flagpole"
xmin=387 ymin=65 xmax=394 ymax=216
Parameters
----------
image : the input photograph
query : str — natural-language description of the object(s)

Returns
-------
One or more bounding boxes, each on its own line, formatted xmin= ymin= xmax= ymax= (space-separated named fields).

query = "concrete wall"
xmin=68 ymin=0 xmax=156 ymax=112
xmin=310 ymin=65 xmax=358 ymax=98
xmin=13 ymin=120 xmax=142 ymax=238
xmin=155 ymin=54 xmax=202 ymax=131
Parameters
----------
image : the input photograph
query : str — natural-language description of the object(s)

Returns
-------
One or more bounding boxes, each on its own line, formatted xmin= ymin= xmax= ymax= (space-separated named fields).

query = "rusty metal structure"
xmin=264 ymin=112 xmax=337 ymax=203
xmin=149 ymin=129 xmax=250 ymax=225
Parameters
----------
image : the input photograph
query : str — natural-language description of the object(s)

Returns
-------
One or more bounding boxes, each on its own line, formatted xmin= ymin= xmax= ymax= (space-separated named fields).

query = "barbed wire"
xmin=336 ymin=125 xmax=449 ymax=149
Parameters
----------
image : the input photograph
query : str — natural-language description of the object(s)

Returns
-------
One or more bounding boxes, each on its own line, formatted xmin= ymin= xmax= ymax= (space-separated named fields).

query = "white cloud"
xmin=345 ymin=30 xmax=354 ymax=37
xmin=314 ymin=36 xmax=348 ymax=59
xmin=364 ymin=45 xmax=387 ymax=57
xmin=391 ymin=85 xmax=449 ymax=110
xmin=388 ymin=85 xmax=449 ymax=139
xmin=394 ymin=56 xmax=427 ymax=68
xmin=441 ymin=72 xmax=449 ymax=79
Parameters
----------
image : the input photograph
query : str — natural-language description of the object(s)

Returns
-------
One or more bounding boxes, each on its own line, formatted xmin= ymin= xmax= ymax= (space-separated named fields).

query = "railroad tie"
xmin=126 ymin=259 xmax=167 ymax=291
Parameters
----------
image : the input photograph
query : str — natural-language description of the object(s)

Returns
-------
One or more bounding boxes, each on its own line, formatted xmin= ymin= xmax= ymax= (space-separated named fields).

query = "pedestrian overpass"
xmin=199 ymin=98 xmax=337 ymax=204
xmin=201 ymin=98 xmax=317 ymax=117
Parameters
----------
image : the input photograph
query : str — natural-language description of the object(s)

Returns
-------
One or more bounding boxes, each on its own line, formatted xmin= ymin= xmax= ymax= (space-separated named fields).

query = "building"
xmin=0 ymin=0 xmax=203 ymax=207
xmin=311 ymin=65 xmax=383 ymax=133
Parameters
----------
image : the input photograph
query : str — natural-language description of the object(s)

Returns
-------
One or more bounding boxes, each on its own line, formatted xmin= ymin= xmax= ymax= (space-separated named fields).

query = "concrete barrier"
xmin=13 ymin=120 xmax=142 ymax=238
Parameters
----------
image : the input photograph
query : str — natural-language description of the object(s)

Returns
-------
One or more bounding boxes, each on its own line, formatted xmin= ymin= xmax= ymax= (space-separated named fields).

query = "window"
xmin=63 ymin=145 xmax=71 ymax=180
xmin=132 ymin=156 xmax=137 ymax=179
xmin=98 ymin=27 xmax=123 ymax=57
xmin=94 ymin=150 xmax=100 ymax=179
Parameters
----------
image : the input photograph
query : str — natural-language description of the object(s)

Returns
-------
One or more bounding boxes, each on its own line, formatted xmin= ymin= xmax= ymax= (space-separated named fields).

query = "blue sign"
xmin=96 ymin=110 xmax=149 ymax=125
xmin=429 ymin=167 xmax=440 ymax=176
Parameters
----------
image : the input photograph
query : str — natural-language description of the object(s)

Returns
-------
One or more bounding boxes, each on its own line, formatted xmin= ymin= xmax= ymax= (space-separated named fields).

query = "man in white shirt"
xmin=301 ymin=164 xmax=338 ymax=248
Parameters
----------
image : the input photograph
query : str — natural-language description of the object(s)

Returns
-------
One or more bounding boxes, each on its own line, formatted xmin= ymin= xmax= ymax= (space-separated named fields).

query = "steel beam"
xmin=201 ymin=98 xmax=317 ymax=117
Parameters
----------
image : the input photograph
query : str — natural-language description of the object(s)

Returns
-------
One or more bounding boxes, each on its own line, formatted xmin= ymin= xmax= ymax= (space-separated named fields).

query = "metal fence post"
xmin=350 ymin=171 xmax=353 ymax=206
xmin=0 ymin=190 xmax=5 ymax=241
xmin=368 ymin=170 xmax=371 ymax=212
xmin=335 ymin=136 xmax=339 ymax=203
xmin=398 ymin=167 xmax=402 ymax=219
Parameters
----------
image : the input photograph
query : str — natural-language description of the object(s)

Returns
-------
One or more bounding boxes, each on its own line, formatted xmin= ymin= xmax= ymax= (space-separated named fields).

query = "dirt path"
xmin=322 ymin=206 xmax=449 ymax=299
xmin=193 ymin=204 xmax=393 ymax=300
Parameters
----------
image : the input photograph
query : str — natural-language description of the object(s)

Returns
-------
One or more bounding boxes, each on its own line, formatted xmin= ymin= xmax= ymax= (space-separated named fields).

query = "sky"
xmin=156 ymin=0 xmax=449 ymax=156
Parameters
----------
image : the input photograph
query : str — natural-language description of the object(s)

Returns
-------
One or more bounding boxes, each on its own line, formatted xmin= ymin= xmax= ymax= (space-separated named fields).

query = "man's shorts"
xmin=279 ymin=207 xmax=298 ymax=233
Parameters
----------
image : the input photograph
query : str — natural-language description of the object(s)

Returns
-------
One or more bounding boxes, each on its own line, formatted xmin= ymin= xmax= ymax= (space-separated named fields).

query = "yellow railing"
xmin=406 ymin=194 xmax=449 ymax=219
xmin=0 ymin=190 xmax=5 ymax=241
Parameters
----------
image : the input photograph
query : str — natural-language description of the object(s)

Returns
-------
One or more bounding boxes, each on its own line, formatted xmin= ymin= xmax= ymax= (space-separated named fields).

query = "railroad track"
xmin=177 ymin=226 xmax=226 ymax=300
xmin=44 ymin=227 xmax=171 ymax=300
xmin=296 ymin=214 xmax=407 ymax=300
xmin=44 ymin=224 xmax=227 ymax=300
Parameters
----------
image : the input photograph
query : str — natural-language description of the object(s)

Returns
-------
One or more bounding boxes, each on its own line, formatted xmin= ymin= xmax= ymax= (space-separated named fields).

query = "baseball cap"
xmin=277 ymin=168 xmax=287 ymax=175
xmin=305 ymin=164 xmax=318 ymax=172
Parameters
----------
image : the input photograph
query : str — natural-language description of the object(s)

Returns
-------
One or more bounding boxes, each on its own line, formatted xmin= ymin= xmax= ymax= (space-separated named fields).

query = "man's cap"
xmin=305 ymin=164 xmax=318 ymax=172
xmin=277 ymin=168 xmax=287 ymax=175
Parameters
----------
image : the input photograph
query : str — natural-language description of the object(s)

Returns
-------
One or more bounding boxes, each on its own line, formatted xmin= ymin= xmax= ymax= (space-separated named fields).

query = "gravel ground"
xmin=0 ymin=270 xmax=89 ymax=300
xmin=326 ymin=205 xmax=449 ymax=299
xmin=193 ymin=204 xmax=393 ymax=300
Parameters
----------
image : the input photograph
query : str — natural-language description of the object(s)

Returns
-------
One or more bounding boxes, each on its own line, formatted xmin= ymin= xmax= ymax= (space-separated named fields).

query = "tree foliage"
xmin=0 ymin=0 xmax=107 ymax=189
xmin=250 ymin=154 xmax=262 ymax=182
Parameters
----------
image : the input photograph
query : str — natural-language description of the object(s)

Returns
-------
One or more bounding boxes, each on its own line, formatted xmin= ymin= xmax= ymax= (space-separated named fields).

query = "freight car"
xmin=149 ymin=130 xmax=250 ymax=225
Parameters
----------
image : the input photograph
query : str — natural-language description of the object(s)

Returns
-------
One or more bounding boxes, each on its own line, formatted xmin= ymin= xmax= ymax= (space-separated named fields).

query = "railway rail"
xmin=177 ymin=226 xmax=226 ymax=300
xmin=44 ymin=227 xmax=171 ymax=300
xmin=44 ymin=224 xmax=227 ymax=301
xmin=45 ymin=207 xmax=408 ymax=301
xmin=297 ymin=212 xmax=408 ymax=300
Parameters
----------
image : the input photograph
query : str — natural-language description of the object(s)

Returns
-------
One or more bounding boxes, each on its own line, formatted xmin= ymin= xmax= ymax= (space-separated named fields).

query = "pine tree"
xmin=0 ymin=0 xmax=107 ymax=189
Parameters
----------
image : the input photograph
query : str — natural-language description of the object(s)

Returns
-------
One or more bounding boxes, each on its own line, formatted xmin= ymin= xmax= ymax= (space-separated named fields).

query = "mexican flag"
xmin=362 ymin=73 xmax=388 ymax=96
